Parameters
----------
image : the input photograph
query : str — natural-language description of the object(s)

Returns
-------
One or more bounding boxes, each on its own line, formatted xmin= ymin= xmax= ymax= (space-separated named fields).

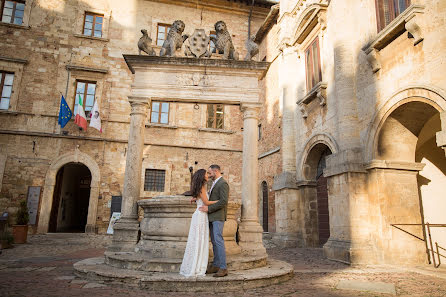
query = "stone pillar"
xmin=108 ymin=97 xmax=149 ymax=252
xmin=436 ymin=111 xmax=446 ymax=157
xmin=238 ymin=104 xmax=266 ymax=256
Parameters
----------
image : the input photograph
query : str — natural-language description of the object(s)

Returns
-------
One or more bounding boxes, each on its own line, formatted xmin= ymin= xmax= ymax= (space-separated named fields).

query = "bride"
xmin=180 ymin=169 xmax=217 ymax=277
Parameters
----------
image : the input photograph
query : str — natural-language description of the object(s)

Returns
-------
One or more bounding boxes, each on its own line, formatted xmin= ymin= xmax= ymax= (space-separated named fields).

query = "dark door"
xmin=262 ymin=181 xmax=268 ymax=232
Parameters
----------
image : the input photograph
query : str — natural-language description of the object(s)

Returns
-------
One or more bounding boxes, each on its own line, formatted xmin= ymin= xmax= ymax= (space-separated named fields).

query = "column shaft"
xmin=108 ymin=98 xmax=149 ymax=252
xmin=239 ymin=104 xmax=266 ymax=256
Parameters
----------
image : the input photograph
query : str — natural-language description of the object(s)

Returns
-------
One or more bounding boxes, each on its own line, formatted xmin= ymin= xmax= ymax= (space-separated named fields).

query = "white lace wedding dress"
xmin=179 ymin=198 xmax=209 ymax=277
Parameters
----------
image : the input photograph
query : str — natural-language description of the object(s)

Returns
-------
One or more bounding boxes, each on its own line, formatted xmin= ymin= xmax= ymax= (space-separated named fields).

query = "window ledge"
xmin=73 ymin=33 xmax=109 ymax=42
xmin=0 ymin=22 xmax=30 ymax=30
xmin=198 ymin=128 xmax=235 ymax=134
xmin=0 ymin=110 xmax=18 ymax=115
xmin=296 ymin=82 xmax=327 ymax=118
xmin=362 ymin=4 xmax=425 ymax=73
xmin=145 ymin=123 xmax=178 ymax=129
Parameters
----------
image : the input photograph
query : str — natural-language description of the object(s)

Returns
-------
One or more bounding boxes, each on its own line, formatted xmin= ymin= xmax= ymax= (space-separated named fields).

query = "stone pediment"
xmin=123 ymin=55 xmax=270 ymax=105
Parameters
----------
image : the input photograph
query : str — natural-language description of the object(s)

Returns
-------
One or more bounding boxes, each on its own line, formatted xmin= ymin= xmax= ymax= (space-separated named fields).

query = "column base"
xmin=107 ymin=218 xmax=140 ymax=253
xmin=85 ymin=224 xmax=98 ymax=234
xmin=238 ymin=221 xmax=267 ymax=256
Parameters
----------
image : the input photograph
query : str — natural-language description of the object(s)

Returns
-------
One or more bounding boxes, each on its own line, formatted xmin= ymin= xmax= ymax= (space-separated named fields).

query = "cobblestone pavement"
xmin=1 ymin=233 xmax=446 ymax=297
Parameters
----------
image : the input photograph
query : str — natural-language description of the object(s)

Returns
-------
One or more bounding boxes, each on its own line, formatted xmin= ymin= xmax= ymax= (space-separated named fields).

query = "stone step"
xmin=74 ymin=257 xmax=294 ymax=292
xmin=104 ymin=251 xmax=267 ymax=272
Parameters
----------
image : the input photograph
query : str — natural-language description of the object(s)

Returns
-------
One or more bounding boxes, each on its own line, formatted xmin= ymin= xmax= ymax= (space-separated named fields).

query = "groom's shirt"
xmin=209 ymin=176 xmax=222 ymax=195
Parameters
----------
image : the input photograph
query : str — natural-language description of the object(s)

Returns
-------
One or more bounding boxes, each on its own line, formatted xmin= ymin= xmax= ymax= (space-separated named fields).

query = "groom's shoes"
xmin=213 ymin=268 xmax=228 ymax=277
xmin=206 ymin=265 xmax=219 ymax=274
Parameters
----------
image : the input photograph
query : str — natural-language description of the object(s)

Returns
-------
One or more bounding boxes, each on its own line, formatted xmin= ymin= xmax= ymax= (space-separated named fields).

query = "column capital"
xmin=128 ymin=96 xmax=150 ymax=116
xmin=240 ymin=103 xmax=261 ymax=120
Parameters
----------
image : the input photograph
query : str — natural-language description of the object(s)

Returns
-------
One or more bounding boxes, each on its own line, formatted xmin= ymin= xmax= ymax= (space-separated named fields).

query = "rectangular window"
xmin=144 ymin=169 xmax=166 ymax=192
xmin=206 ymin=104 xmax=224 ymax=129
xmin=305 ymin=37 xmax=322 ymax=92
xmin=157 ymin=23 xmax=170 ymax=47
xmin=1 ymin=0 xmax=25 ymax=25
xmin=150 ymin=101 xmax=169 ymax=124
xmin=375 ymin=0 xmax=411 ymax=32
xmin=209 ymin=30 xmax=217 ymax=54
xmin=74 ymin=81 xmax=96 ymax=118
xmin=0 ymin=71 xmax=14 ymax=110
xmin=83 ymin=12 xmax=103 ymax=38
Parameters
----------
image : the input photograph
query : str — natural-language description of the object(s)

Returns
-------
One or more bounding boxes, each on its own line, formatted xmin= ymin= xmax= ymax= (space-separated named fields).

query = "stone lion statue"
xmin=159 ymin=20 xmax=189 ymax=57
xmin=211 ymin=21 xmax=239 ymax=60
xmin=138 ymin=29 xmax=156 ymax=56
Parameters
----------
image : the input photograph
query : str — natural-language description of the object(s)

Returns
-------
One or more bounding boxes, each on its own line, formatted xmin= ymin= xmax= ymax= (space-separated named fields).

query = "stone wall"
xmin=0 ymin=0 xmax=270 ymax=233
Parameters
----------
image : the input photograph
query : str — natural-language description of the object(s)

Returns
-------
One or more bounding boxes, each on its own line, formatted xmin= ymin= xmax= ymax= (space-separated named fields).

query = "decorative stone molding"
xmin=292 ymin=3 xmax=329 ymax=45
xmin=296 ymin=82 xmax=327 ymax=118
xmin=365 ymin=48 xmax=381 ymax=73
xmin=362 ymin=5 xmax=425 ymax=72
xmin=365 ymin=160 xmax=426 ymax=172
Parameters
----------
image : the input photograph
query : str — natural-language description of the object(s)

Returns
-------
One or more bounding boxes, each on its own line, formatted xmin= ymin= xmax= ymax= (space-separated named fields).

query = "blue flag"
xmin=58 ymin=95 xmax=72 ymax=128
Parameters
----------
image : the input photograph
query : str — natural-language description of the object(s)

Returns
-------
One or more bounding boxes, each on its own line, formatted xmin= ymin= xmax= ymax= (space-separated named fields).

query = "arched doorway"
xmin=316 ymin=148 xmax=331 ymax=246
xmin=261 ymin=181 xmax=268 ymax=232
xmin=48 ymin=163 xmax=91 ymax=232
xmin=303 ymin=142 xmax=333 ymax=247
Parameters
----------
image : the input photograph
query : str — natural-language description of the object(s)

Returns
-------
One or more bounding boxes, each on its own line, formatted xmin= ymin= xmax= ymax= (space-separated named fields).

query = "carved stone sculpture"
xmin=138 ymin=29 xmax=156 ymax=56
xmin=244 ymin=35 xmax=259 ymax=61
xmin=184 ymin=29 xmax=211 ymax=58
xmin=159 ymin=20 xmax=189 ymax=57
xmin=211 ymin=21 xmax=239 ymax=60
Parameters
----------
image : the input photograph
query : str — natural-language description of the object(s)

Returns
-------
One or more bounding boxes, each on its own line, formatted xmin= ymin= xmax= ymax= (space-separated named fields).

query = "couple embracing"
xmin=179 ymin=165 xmax=229 ymax=278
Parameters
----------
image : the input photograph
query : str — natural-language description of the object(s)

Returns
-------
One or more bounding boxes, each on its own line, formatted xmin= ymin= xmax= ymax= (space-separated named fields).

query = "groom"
xmin=199 ymin=164 xmax=229 ymax=277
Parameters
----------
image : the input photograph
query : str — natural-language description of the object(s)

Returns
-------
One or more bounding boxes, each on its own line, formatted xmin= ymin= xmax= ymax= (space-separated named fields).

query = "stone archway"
xmin=365 ymin=85 xmax=446 ymax=162
xmin=365 ymin=87 xmax=446 ymax=264
xmin=37 ymin=149 xmax=100 ymax=234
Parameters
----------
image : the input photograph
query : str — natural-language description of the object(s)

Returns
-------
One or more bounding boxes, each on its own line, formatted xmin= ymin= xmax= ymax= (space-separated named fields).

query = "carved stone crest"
xmin=185 ymin=29 xmax=211 ymax=58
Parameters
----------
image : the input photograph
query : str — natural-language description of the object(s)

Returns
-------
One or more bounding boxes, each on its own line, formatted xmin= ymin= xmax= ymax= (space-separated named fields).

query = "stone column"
xmin=238 ymin=103 xmax=266 ymax=256
xmin=436 ymin=111 xmax=446 ymax=157
xmin=108 ymin=97 xmax=149 ymax=252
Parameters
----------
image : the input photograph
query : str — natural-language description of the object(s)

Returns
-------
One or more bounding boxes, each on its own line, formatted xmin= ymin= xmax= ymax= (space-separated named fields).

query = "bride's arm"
xmin=200 ymin=187 xmax=217 ymax=206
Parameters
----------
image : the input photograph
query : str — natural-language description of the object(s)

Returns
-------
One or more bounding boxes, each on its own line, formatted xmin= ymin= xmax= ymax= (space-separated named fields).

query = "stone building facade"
xmin=0 ymin=0 xmax=273 ymax=234
xmin=2 ymin=0 xmax=446 ymax=267
xmin=256 ymin=0 xmax=446 ymax=265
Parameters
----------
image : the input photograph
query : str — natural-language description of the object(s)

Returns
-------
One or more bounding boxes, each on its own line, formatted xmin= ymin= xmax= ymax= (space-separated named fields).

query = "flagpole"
xmin=64 ymin=52 xmax=74 ymax=98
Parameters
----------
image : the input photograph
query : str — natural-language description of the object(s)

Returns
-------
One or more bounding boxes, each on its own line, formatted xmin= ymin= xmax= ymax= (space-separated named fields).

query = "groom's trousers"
xmin=209 ymin=221 xmax=226 ymax=269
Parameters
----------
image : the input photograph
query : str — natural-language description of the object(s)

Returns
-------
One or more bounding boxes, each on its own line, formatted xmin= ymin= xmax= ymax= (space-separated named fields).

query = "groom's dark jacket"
xmin=208 ymin=177 xmax=229 ymax=222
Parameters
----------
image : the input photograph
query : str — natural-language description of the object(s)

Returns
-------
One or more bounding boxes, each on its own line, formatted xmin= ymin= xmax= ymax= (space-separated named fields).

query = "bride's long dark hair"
xmin=191 ymin=169 xmax=207 ymax=198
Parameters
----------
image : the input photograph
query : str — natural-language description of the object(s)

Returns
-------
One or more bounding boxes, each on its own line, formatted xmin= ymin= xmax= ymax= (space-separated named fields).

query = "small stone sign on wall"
xmin=27 ymin=186 xmax=41 ymax=225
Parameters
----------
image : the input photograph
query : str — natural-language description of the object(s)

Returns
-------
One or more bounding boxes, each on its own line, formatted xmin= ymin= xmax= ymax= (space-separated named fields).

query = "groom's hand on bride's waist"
xmin=199 ymin=205 xmax=208 ymax=212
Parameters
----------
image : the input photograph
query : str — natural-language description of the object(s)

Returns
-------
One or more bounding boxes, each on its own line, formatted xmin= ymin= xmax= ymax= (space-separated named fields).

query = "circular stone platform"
xmin=74 ymin=257 xmax=294 ymax=292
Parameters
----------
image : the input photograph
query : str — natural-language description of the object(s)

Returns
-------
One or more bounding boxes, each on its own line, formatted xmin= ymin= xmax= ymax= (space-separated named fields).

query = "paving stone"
xmin=37 ymin=266 xmax=56 ymax=271
xmin=336 ymin=280 xmax=396 ymax=295
xmin=83 ymin=282 xmax=107 ymax=289
xmin=55 ymin=275 xmax=76 ymax=280
xmin=71 ymin=279 xmax=89 ymax=284
xmin=0 ymin=265 xmax=7 ymax=270
xmin=3 ymin=266 xmax=37 ymax=272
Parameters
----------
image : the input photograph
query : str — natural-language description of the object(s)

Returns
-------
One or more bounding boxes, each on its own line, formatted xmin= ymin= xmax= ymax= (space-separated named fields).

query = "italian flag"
xmin=74 ymin=94 xmax=87 ymax=130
